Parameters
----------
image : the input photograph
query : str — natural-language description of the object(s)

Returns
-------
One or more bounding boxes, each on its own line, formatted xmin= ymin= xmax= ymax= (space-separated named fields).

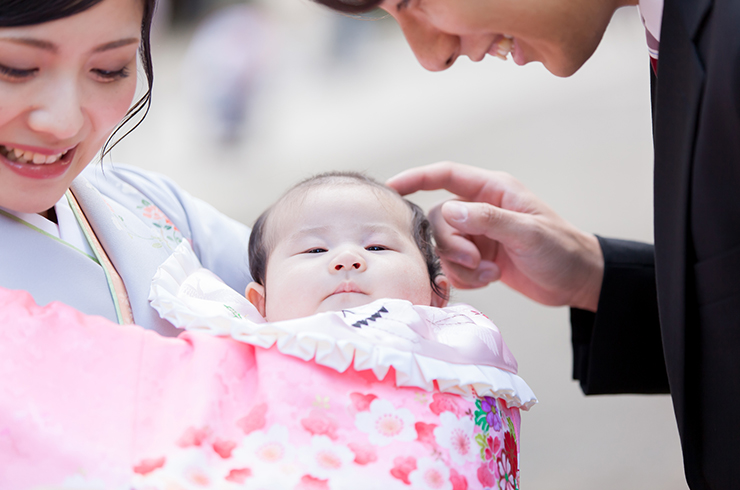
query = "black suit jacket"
xmin=570 ymin=0 xmax=740 ymax=487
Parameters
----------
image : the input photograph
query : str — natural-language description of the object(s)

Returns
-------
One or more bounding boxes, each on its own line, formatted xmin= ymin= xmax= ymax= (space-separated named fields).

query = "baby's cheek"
xmin=393 ymin=266 xmax=435 ymax=306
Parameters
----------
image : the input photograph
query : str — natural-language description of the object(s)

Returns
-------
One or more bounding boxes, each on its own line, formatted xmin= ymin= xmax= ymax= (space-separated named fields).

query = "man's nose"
xmin=27 ymin=80 xmax=85 ymax=140
xmin=395 ymin=14 xmax=459 ymax=71
xmin=330 ymin=250 xmax=367 ymax=272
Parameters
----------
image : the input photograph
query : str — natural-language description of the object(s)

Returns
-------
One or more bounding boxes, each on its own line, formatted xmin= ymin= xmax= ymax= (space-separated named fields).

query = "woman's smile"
xmin=0 ymin=144 xmax=77 ymax=180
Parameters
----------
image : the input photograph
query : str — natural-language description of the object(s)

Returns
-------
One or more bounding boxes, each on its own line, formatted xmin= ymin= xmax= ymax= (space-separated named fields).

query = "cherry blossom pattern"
xmin=105 ymin=196 xmax=183 ymax=251
xmin=478 ymin=434 xmax=502 ymax=477
xmin=299 ymin=435 xmax=355 ymax=480
xmin=433 ymin=412 xmax=478 ymax=465
xmin=408 ymin=457 xmax=452 ymax=490
xmin=129 ymin=445 xmax=235 ymax=489
xmin=355 ymin=399 xmax=417 ymax=446
xmin=135 ymin=198 xmax=183 ymax=249
xmin=231 ymin=424 xmax=295 ymax=463
xmin=227 ymin=424 xmax=301 ymax=488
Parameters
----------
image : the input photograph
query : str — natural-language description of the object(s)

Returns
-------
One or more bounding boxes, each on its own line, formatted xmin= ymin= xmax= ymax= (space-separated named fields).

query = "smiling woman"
xmin=0 ymin=0 xmax=153 ymax=213
xmin=0 ymin=0 xmax=251 ymax=334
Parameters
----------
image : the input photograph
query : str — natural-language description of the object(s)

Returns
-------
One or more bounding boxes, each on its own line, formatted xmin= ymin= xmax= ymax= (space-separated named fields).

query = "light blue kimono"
xmin=0 ymin=163 xmax=251 ymax=337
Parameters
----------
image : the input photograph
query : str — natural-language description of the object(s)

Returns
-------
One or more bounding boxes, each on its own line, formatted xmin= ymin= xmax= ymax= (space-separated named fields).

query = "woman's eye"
xmin=0 ymin=64 xmax=38 ymax=81
xmin=305 ymin=248 xmax=327 ymax=254
xmin=91 ymin=67 xmax=130 ymax=81
xmin=366 ymin=245 xmax=387 ymax=251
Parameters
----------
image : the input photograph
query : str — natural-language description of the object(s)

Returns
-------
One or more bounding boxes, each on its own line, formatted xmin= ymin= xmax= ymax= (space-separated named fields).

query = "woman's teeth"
xmin=493 ymin=35 xmax=514 ymax=60
xmin=0 ymin=145 xmax=69 ymax=165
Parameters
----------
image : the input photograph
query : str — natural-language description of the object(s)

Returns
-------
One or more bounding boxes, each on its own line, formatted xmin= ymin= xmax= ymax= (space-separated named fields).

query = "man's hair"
xmin=310 ymin=0 xmax=382 ymax=14
xmin=248 ymin=171 xmax=446 ymax=298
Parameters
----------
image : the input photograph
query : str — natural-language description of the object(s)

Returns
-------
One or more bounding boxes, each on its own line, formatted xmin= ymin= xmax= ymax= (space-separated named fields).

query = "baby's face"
xmin=249 ymin=184 xmax=446 ymax=322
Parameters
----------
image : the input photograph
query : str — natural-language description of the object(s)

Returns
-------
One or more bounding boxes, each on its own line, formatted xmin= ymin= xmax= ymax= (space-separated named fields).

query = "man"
xmin=315 ymin=0 xmax=740 ymax=487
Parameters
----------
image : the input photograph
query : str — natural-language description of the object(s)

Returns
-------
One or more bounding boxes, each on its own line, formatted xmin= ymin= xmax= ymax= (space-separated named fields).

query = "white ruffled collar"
xmin=149 ymin=242 xmax=537 ymax=410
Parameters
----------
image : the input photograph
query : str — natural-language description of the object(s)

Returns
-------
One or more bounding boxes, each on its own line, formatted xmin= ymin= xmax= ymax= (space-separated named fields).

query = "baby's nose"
xmin=335 ymin=262 xmax=361 ymax=270
xmin=330 ymin=250 xmax=367 ymax=272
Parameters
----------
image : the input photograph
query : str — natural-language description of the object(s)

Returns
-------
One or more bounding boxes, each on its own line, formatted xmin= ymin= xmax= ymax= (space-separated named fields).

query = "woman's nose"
xmin=395 ymin=14 xmax=459 ymax=72
xmin=27 ymin=81 xmax=85 ymax=140
xmin=330 ymin=250 xmax=367 ymax=272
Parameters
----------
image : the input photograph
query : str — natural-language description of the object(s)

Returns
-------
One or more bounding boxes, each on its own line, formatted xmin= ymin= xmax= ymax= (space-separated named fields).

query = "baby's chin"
xmin=315 ymin=292 xmax=375 ymax=314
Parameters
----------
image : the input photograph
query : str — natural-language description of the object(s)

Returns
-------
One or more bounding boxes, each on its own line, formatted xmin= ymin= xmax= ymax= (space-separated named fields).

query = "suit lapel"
xmin=652 ymin=0 xmax=710 ymax=457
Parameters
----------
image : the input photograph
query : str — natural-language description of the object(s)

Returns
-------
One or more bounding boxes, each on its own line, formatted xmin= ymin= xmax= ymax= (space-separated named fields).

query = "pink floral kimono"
xmin=0 ymin=242 xmax=535 ymax=490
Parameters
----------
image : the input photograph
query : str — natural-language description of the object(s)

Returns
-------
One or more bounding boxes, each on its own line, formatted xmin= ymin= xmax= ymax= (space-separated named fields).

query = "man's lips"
xmin=487 ymin=34 xmax=514 ymax=60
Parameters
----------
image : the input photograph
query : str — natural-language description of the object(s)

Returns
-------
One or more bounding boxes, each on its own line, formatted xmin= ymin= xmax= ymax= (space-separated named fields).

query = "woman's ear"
xmin=245 ymin=282 xmax=267 ymax=318
xmin=431 ymin=275 xmax=450 ymax=308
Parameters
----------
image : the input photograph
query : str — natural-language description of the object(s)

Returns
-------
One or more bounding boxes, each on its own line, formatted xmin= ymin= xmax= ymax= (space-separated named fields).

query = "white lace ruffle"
xmin=150 ymin=242 xmax=537 ymax=410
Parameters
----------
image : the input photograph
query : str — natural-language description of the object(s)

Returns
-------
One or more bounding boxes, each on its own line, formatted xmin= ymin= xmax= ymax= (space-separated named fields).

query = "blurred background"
xmin=111 ymin=0 xmax=688 ymax=488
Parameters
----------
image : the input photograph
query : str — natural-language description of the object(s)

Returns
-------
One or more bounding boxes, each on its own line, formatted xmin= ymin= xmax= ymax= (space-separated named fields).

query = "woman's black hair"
xmin=311 ymin=0 xmax=383 ymax=14
xmin=248 ymin=171 xmax=447 ymax=300
xmin=0 ymin=0 xmax=156 ymax=157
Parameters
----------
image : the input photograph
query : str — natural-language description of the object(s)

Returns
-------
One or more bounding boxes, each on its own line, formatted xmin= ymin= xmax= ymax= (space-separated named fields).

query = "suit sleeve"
xmin=571 ymin=236 xmax=670 ymax=394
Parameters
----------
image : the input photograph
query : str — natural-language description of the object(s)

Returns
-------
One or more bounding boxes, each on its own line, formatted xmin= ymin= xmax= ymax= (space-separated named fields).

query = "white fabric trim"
xmin=150 ymin=242 xmax=538 ymax=410
xmin=0 ymin=196 xmax=94 ymax=257
xmin=1 ymin=203 xmax=60 ymax=237
xmin=59 ymin=194 xmax=94 ymax=257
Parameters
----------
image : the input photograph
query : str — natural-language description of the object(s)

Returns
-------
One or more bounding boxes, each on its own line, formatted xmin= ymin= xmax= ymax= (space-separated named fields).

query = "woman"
xmin=314 ymin=0 xmax=740 ymax=488
xmin=0 ymin=0 xmax=251 ymax=337
xmin=0 ymin=1 xmax=255 ymax=484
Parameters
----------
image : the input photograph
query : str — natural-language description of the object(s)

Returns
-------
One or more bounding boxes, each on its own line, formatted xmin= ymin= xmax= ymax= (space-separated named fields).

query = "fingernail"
xmin=478 ymin=269 xmax=496 ymax=283
xmin=445 ymin=202 xmax=468 ymax=222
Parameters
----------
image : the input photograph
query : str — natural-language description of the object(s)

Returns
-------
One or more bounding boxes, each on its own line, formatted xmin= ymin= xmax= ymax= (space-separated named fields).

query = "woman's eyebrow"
xmin=0 ymin=37 xmax=57 ymax=52
xmin=93 ymin=38 xmax=140 ymax=53
xmin=0 ymin=37 xmax=139 ymax=54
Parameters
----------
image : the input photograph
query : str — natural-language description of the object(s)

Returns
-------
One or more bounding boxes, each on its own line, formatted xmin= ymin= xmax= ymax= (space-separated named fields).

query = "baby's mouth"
xmin=0 ymin=145 xmax=73 ymax=165
xmin=330 ymin=282 xmax=364 ymax=296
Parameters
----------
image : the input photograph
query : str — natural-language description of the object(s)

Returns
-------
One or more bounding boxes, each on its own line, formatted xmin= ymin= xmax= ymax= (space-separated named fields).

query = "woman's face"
xmin=378 ymin=0 xmax=626 ymax=77
xmin=0 ymin=0 xmax=142 ymax=214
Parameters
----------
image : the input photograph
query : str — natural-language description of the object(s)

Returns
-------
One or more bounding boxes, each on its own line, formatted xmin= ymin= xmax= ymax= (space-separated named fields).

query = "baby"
xmin=244 ymin=171 xmax=450 ymax=321
xmin=145 ymin=171 xmax=534 ymax=489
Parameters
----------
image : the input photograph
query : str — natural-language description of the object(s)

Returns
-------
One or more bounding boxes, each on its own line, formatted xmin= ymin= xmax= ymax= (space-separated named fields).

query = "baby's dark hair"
xmin=248 ymin=171 xmax=446 ymax=299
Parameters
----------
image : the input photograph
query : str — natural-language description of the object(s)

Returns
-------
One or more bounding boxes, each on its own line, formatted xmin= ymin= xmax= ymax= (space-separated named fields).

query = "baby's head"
xmin=246 ymin=172 xmax=449 ymax=321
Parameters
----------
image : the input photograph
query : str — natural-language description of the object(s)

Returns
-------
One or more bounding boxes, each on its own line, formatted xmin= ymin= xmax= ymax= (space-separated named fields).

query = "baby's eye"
xmin=366 ymin=245 xmax=388 ymax=251
xmin=304 ymin=247 xmax=327 ymax=254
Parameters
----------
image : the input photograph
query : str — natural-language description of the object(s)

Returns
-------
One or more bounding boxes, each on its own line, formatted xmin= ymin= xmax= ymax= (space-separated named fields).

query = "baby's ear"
xmin=245 ymin=282 xmax=267 ymax=318
xmin=431 ymin=275 xmax=450 ymax=308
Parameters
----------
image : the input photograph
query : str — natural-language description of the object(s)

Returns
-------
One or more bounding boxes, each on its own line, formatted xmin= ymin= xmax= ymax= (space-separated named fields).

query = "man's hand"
xmin=388 ymin=161 xmax=604 ymax=311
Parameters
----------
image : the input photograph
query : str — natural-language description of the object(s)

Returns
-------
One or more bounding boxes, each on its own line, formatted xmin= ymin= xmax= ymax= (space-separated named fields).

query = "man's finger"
xmin=441 ymin=200 xmax=531 ymax=247
xmin=387 ymin=161 xmax=509 ymax=203
xmin=428 ymin=204 xmax=482 ymax=269
xmin=440 ymin=259 xmax=502 ymax=289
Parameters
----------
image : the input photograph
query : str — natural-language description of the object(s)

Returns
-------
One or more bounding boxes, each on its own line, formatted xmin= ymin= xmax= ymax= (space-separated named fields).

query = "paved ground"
xmin=112 ymin=3 xmax=689 ymax=488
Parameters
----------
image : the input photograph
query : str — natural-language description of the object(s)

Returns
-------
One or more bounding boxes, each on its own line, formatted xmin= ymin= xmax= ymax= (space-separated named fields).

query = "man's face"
xmin=378 ymin=0 xmax=626 ymax=77
xmin=251 ymin=184 xmax=445 ymax=322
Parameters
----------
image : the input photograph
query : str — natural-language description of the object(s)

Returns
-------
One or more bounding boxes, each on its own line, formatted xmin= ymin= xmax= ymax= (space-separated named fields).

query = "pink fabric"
xmin=0 ymin=287 xmax=521 ymax=489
